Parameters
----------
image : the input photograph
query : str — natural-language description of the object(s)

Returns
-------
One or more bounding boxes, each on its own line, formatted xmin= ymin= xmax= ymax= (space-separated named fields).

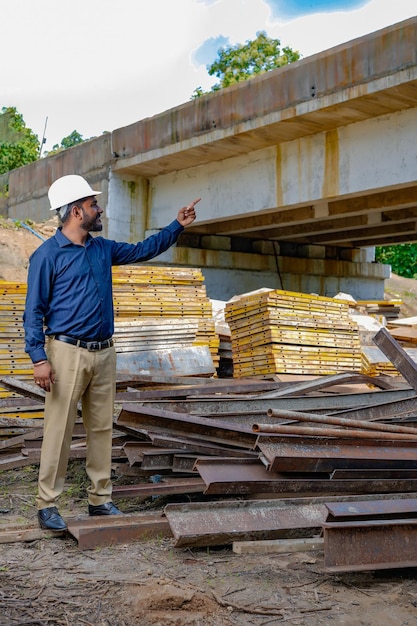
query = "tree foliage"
xmin=192 ymin=31 xmax=301 ymax=97
xmin=46 ymin=130 xmax=86 ymax=155
xmin=375 ymin=244 xmax=417 ymax=279
xmin=0 ymin=107 xmax=40 ymax=174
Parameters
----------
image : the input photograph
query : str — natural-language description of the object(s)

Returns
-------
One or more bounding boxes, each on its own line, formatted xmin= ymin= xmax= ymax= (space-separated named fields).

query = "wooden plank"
xmin=0 ymin=525 xmax=63 ymax=543
xmin=233 ymin=537 xmax=324 ymax=555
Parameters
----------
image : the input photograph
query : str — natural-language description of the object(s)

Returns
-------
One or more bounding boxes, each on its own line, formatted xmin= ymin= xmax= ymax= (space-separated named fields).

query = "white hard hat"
xmin=48 ymin=174 xmax=101 ymax=211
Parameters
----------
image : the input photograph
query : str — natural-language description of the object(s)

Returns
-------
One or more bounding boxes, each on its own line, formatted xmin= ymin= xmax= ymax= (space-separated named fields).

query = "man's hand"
xmin=33 ymin=361 xmax=55 ymax=393
xmin=177 ymin=198 xmax=200 ymax=227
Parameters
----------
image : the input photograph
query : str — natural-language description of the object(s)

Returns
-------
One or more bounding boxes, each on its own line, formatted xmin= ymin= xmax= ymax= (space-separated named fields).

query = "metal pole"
xmin=266 ymin=408 xmax=417 ymax=435
xmin=252 ymin=422 xmax=417 ymax=440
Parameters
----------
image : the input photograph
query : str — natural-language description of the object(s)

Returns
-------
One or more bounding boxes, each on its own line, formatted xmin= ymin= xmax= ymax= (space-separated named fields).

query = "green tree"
xmin=0 ymin=107 xmax=40 ymax=174
xmin=47 ymin=130 xmax=86 ymax=155
xmin=192 ymin=31 xmax=301 ymax=97
xmin=375 ymin=244 xmax=417 ymax=279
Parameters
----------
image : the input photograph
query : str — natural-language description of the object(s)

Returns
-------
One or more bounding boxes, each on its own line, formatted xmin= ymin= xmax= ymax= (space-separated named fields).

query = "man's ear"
xmin=72 ymin=203 xmax=83 ymax=218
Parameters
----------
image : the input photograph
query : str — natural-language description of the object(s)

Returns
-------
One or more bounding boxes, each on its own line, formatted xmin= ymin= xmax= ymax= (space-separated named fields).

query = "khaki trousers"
xmin=36 ymin=337 xmax=116 ymax=510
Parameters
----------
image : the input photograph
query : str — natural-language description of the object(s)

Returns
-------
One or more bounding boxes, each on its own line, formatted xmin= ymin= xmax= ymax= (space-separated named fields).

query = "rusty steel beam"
xmin=0 ymin=376 xmax=46 ymax=401
xmin=256 ymin=437 xmax=417 ymax=472
xmin=323 ymin=520 xmax=417 ymax=572
xmin=254 ymin=372 xmax=399 ymax=400
xmin=171 ymin=454 xmax=202 ymax=473
xmin=147 ymin=432 xmax=258 ymax=458
xmin=0 ymin=415 xmax=43 ymax=429
xmin=323 ymin=498 xmax=417 ymax=571
xmin=116 ymin=374 xmax=223 ymax=388
xmin=0 ymin=428 xmax=44 ymax=451
xmin=123 ymin=442 xmax=185 ymax=468
xmin=373 ymin=328 xmax=417 ymax=390
xmin=164 ymin=498 xmax=328 ymax=547
xmin=0 ymin=396 xmax=47 ymax=410
xmin=163 ymin=494 xmax=417 ymax=548
xmin=330 ymin=394 xmax=417 ymax=421
xmin=118 ymin=379 xmax=287 ymax=400
xmin=171 ymin=454 xmax=251 ymax=474
xmin=194 ymin=459 xmax=417 ymax=497
xmin=325 ymin=497 xmax=417 ymax=520
xmin=331 ymin=469 xmax=417 ymax=479
xmin=129 ymin=388 xmax=417 ymax=419
xmin=66 ymin=513 xmax=172 ymax=550
xmin=123 ymin=441 xmax=154 ymax=467
xmin=112 ymin=477 xmax=206 ymax=499
xmin=116 ymin=405 xmax=256 ymax=449
xmin=140 ymin=450 xmax=186 ymax=470
xmin=0 ymin=454 xmax=39 ymax=470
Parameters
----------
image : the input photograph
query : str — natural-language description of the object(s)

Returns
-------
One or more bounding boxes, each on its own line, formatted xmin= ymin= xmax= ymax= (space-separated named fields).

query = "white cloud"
xmin=265 ymin=0 xmax=417 ymax=58
xmin=2 ymin=0 xmax=415 ymax=152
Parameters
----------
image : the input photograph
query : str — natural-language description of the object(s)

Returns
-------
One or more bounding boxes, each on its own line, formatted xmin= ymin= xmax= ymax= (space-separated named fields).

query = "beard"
xmin=80 ymin=210 xmax=103 ymax=232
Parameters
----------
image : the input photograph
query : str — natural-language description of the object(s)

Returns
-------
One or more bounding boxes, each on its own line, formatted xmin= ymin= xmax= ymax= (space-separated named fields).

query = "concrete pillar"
xmin=107 ymin=172 xmax=149 ymax=242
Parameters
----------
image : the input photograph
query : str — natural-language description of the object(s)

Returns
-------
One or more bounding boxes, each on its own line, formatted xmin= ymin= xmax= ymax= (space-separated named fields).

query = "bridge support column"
xmin=107 ymin=172 xmax=149 ymax=242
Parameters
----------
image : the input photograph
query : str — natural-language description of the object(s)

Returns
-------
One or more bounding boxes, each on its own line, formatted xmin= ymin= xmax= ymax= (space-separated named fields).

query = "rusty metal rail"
xmin=116 ymin=405 xmax=256 ymax=449
xmin=163 ymin=494 xmax=417 ymax=548
xmin=194 ymin=458 xmax=417 ymax=496
xmin=330 ymin=394 xmax=417 ymax=421
xmin=112 ymin=477 xmax=206 ymax=499
xmin=256 ymin=437 xmax=417 ymax=472
xmin=127 ymin=388 xmax=417 ymax=418
xmin=66 ymin=513 xmax=172 ymax=550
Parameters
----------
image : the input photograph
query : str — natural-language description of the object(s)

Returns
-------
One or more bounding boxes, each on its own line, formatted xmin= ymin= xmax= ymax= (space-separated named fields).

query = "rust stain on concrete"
xmin=323 ymin=129 xmax=340 ymax=198
xmin=275 ymin=143 xmax=284 ymax=208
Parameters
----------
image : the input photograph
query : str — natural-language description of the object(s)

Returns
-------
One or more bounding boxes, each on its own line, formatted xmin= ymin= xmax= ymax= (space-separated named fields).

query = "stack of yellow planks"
xmin=361 ymin=346 xmax=402 ymax=377
xmin=0 ymin=281 xmax=31 ymax=398
xmin=225 ymin=289 xmax=362 ymax=377
xmin=361 ymin=344 xmax=417 ymax=377
xmin=356 ymin=299 xmax=402 ymax=322
xmin=112 ymin=266 xmax=219 ymax=370
xmin=0 ymin=267 xmax=218 ymax=405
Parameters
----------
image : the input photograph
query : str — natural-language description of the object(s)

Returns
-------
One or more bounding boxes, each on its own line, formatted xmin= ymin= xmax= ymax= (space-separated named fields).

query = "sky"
xmin=2 ymin=0 xmax=416 ymax=154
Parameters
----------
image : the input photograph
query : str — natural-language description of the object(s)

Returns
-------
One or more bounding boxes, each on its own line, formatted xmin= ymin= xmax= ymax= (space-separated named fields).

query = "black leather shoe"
xmin=88 ymin=502 xmax=123 ymax=516
xmin=38 ymin=506 xmax=67 ymax=531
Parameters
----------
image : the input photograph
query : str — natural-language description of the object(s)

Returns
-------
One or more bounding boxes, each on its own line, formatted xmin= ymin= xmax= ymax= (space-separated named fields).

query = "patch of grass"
xmin=0 ymin=216 xmax=20 ymax=230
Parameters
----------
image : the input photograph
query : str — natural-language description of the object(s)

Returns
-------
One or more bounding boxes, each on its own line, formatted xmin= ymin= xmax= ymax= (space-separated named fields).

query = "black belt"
xmin=53 ymin=334 xmax=114 ymax=351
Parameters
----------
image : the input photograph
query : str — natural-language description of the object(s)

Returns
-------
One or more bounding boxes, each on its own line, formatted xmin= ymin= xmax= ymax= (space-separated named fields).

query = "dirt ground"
xmin=0 ymin=461 xmax=417 ymax=626
xmin=1 ymin=219 xmax=417 ymax=625
xmin=2 ymin=464 xmax=417 ymax=626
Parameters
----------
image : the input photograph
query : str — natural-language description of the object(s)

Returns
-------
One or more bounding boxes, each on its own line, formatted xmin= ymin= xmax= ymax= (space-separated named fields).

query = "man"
xmin=24 ymin=174 xmax=199 ymax=531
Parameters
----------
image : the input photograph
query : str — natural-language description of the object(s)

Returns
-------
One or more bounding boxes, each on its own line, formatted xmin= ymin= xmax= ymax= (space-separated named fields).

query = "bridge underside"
xmin=185 ymin=184 xmax=417 ymax=249
xmin=112 ymin=50 xmax=417 ymax=249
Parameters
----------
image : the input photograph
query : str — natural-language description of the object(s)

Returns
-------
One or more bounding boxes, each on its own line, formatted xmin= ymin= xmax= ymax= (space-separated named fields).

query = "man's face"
xmin=80 ymin=197 xmax=103 ymax=232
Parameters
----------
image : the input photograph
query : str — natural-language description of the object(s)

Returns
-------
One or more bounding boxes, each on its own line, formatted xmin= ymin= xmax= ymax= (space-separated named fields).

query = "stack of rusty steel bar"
xmin=3 ymin=329 xmax=417 ymax=556
xmin=113 ymin=382 xmax=417 ymax=503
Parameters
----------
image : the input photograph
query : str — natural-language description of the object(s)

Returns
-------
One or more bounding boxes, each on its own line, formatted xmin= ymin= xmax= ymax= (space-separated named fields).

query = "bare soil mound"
xmin=0 ymin=218 xmax=56 ymax=282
